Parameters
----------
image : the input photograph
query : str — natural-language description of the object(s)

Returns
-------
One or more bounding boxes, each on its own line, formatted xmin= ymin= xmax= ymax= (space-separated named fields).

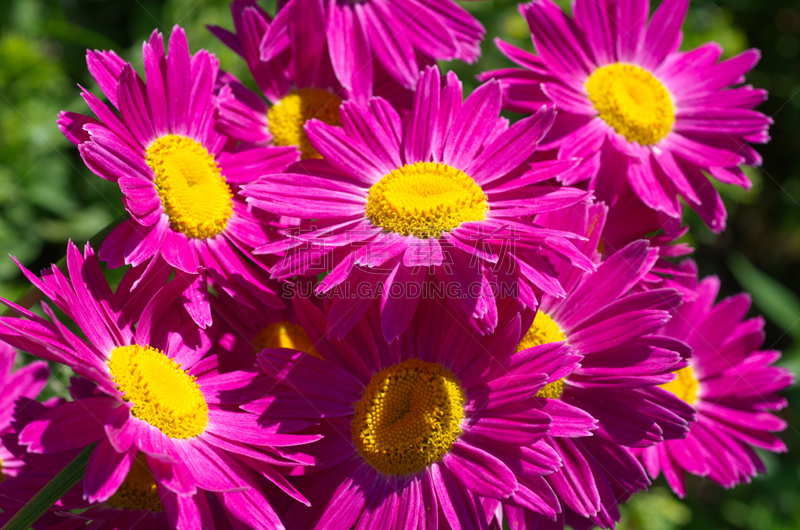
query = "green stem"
xmin=1 ymin=442 xmax=96 ymax=530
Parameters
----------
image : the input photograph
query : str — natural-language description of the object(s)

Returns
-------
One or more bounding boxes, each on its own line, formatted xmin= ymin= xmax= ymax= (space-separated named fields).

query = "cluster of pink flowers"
xmin=0 ymin=0 xmax=792 ymax=528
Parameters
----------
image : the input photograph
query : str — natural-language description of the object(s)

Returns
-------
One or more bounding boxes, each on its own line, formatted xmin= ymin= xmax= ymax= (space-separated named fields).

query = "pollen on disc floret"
xmin=252 ymin=321 xmax=321 ymax=359
xmin=516 ymin=312 xmax=567 ymax=399
xmin=147 ymin=134 xmax=234 ymax=239
xmin=516 ymin=311 xmax=566 ymax=351
xmin=351 ymin=359 xmax=465 ymax=476
xmin=586 ymin=63 xmax=675 ymax=146
xmin=108 ymin=344 xmax=209 ymax=439
xmin=106 ymin=453 xmax=164 ymax=512
xmin=660 ymin=365 xmax=699 ymax=405
xmin=267 ymin=88 xmax=342 ymax=160
xmin=365 ymin=161 xmax=488 ymax=239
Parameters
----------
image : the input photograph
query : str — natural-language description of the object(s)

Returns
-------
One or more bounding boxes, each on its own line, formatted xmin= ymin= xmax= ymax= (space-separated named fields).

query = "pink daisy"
xmin=57 ymin=25 xmax=295 ymax=322
xmin=250 ymin=295 xmax=576 ymax=528
xmin=243 ymin=66 xmax=595 ymax=341
xmin=499 ymin=202 xmax=695 ymax=530
xmin=638 ymin=273 xmax=794 ymax=496
xmin=0 ymin=242 xmax=317 ymax=529
xmin=480 ymin=0 xmax=771 ymax=232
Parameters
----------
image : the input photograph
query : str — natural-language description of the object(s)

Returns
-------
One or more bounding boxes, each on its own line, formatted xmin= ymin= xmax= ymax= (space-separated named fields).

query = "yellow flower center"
xmin=585 ymin=63 xmax=674 ymax=145
xmin=515 ymin=311 xmax=566 ymax=351
xmin=516 ymin=313 xmax=567 ymax=399
xmin=108 ymin=344 xmax=208 ymax=439
xmin=267 ymin=88 xmax=342 ymax=159
xmin=147 ymin=134 xmax=233 ymax=239
xmin=107 ymin=453 xmax=163 ymax=512
xmin=660 ymin=366 xmax=699 ymax=405
xmin=365 ymin=162 xmax=488 ymax=239
xmin=252 ymin=321 xmax=321 ymax=359
xmin=536 ymin=379 xmax=565 ymax=399
xmin=352 ymin=359 xmax=465 ymax=476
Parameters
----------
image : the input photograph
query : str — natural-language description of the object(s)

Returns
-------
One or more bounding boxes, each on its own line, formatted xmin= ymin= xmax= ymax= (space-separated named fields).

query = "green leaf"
xmin=727 ymin=252 xmax=800 ymax=338
xmin=0 ymin=442 xmax=95 ymax=530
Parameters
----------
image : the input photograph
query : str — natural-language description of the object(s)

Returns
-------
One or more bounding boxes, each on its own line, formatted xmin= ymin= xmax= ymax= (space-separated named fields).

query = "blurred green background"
xmin=0 ymin=0 xmax=798 ymax=528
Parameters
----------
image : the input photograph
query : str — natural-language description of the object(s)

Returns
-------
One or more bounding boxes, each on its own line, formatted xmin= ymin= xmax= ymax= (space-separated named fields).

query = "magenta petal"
xmin=148 ymin=453 xmax=197 ymax=495
xmin=380 ymin=262 xmax=425 ymax=343
xmin=259 ymin=1 xmax=290 ymax=62
xmin=160 ymin=228 xmax=198 ymax=273
xmin=442 ymin=80 xmax=503 ymax=170
xmin=467 ymin=106 xmax=556 ymax=185
xmin=554 ymin=240 xmax=651 ymax=330
xmin=86 ymin=49 xmax=125 ymax=107
xmin=443 ymin=441 xmax=517 ymax=498
xmin=126 ymin=417 xmax=178 ymax=462
xmin=58 ymin=111 xmax=98 ymax=146
xmin=339 ymin=101 xmax=403 ymax=172
xmin=84 ymin=440 xmax=136 ymax=503
xmin=305 ymin=120 xmax=384 ymax=185
xmin=118 ymin=65 xmax=155 ymax=146
xmin=124 ymin=216 xmax=169 ymax=267
xmin=328 ymin=1 xmax=373 ymax=100
xmin=431 ymin=463 xmax=482 ymax=528
xmin=547 ymin=437 xmax=600 ymax=516
xmin=541 ymin=399 xmax=598 ymax=438
xmin=573 ymin=0 xmax=614 ymax=65
xmin=542 ymin=82 xmax=595 ymax=115
xmin=614 ymin=0 xmax=648 ymax=62
xmin=0 ymin=361 xmax=49 ymax=427
xmin=99 ymin=219 xmax=137 ymax=268
xmin=405 ymin=66 xmax=443 ymax=163
xmin=521 ymin=1 xmax=593 ymax=85
xmin=466 ymin=406 xmax=551 ymax=446
xmin=391 ymin=0 xmax=459 ymax=61
xmin=308 ymin=462 xmax=374 ymax=530
xmin=258 ymin=348 xmax=363 ymax=402
xmin=166 ymin=26 xmax=191 ymax=135
xmin=626 ymin=153 xmax=681 ymax=219
xmin=363 ymin=1 xmax=418 ymax=89
xmin=104 ymin=402 xmax=135 ymax=453
xmin=642 ymin=0 xmax=689 ymax=68
xmin=20 ymin=397 xmax=116 ymax=453
xmin=143 ymin=32 xmax=170 ymax=138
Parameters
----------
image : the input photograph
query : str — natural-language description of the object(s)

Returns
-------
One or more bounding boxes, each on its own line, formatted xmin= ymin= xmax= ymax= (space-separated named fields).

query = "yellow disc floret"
xmin=517 ymin=313 xmax=567 ymax=399
xmin=108 ymin=344 xmax=208 ymax=439
xmin=366 ymin=162 xmax=488 ymax=239
xmin=147 ymin=134 xmax=233 ymax=239
xmin=516 ymin=311 xmax=566 ymax=352
xmin=586 ymin=63 xmax=674 ymax=145
xmin=352 ymin=359 xmax=465 ymax=476
xmin=253 ymin=321 xmax=321 ymax=359
xmin=536 ymin=379 xmax=565 ymax=400
xmin=107 ymin=453 xmax=164 ymax=512
xmin=267 ymin=88 xmax=342 ymax=159
xmin=660 ymin=365 xmax=699 ymax=405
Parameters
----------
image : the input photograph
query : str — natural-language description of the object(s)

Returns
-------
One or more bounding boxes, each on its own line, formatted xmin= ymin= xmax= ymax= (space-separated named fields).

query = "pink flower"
xmin=637 ymin=273 xmax=793 ymax=496
xmin=244 ymin=66 xmax=594 ymax=341
xmin=481 ymin=0 xmax=771 ymax=232
xmin=58 ymin=25 xmax=293 ymax=325
xmin=0 ymin=242 xmax=317 ymax=529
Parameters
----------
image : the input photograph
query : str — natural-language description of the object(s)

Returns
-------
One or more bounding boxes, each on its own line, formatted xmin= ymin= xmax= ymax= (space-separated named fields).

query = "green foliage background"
xmin=0 ymin=0 xmax=797 ymax=528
